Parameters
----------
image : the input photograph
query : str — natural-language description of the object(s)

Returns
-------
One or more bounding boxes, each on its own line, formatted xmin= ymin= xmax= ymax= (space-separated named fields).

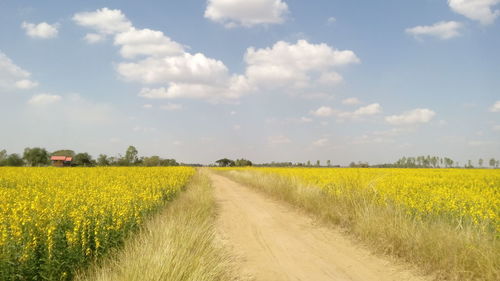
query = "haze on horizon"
xmin=0 ymin=0 xmax=499 ymax=165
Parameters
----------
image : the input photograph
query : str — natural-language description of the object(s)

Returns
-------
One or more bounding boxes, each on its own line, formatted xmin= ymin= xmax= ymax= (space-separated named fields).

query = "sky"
xmin=0 ymin=0 xmax=499 ymax=165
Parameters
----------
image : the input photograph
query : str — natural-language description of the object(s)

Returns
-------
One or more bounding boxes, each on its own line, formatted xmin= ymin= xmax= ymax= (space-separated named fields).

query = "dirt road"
xmin=211 ymin=173 xmax=429 ymax=281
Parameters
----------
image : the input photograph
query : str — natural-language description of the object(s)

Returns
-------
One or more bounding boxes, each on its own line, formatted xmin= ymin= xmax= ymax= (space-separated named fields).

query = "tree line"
xmin=0 ymin=146 xmax=181 ymax=167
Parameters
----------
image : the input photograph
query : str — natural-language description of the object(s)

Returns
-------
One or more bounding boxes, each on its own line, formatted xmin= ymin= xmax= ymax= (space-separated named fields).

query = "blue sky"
xmin=0 ymin=0 xmax=499 ymax=165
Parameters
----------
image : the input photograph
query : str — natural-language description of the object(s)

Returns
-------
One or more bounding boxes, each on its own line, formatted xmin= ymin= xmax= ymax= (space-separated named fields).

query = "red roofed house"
xmin=51 ymin=156 xmax=73 ymax=167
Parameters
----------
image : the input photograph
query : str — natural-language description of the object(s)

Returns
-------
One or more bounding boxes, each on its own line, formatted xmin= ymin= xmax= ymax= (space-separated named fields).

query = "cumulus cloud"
xmin=318 ymin=72 xmax=343 ymax=86
xmin=74 ymin=8 xmax=250 ymax=103
xmin=490 ymin=100 xmax=500 ymax=112
xmin=352 ymin=103 xmax=382 ymax=116
xmin=74 ymin=9 xmax=358 ymax=102
xmin=312 ymin=103 xmax=382 ymax=119
xmin=117 ymin=53 xmax=229 ymax=84
xmin=73 ymin=8 xmax=132 ymax=36
xmin=311 ymin=106 xmax=336 ymax=117
xmin=84 ymin=33 xmax=105 ymax=44
xmin=21 ymin=22 xmax=59 ymax=39
xmin=244 ymin=40 xmax=359 ymax=92
xmin=385 ymin=108 xmax=436 ymax=125
xmin=405 ymin=21 xmax=463 ymax=40
xmin=205 ymin=0 xmax=289 ymax=27
xmin=268 ymin=135 xmax=291 ymax=144
xmin=27 ymin=93 xmax=62 ymax=105
xmin=0 ymin=51 xmax=38 ymax=90
xmin=113 ymin=28 xmax=185 ymax=58
xmin=448 ymin=0 xmax=500 ymax=25
xmin=342 ymin=97 xmax=361 ymax=105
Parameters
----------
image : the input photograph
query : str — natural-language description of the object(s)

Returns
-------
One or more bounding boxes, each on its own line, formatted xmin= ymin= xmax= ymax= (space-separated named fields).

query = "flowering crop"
xmin=227 ymin=168 xmax=500 ymax=233
xmin=0 ymin=167 xmax=194 ymax=280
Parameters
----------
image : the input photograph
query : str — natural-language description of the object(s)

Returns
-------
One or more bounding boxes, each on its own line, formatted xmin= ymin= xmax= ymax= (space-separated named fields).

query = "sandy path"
xmin=211 ymin=172 xmax=429 ymax=281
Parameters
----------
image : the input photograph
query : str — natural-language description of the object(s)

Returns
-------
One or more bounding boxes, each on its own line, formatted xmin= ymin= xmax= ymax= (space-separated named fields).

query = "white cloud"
xmin=490 ymin=100 xmax=500 ymax=112
xmin=21 ymin=22 xmax=59 ymax=39
xmin=448 ymin=0 xmax=500 ymax=25
xmin=138 ymin=76 xmax=248 ymax=102
xmin=73 ymin=7 xmax=132 ymax=35
xmin=318 ymin=72 xmax=343 ymax=86
xmin=75 ymin=10 xmax=357 ymax=103
xmin=353 ymin=103 xmax=382 ymax=116
xmin=233 ymin=124 xmax=241 ymax=130
xmin=312 ymin=103 xmax=381 ymax=119
xmin=205 ymin=0 xmax=289 ymax=27
xmin=405 ymin=21 xmax=463 ymax=40
xmin=84 ymin=33 xmax=105 ymax=44
xmin=114 ymin=28 xmax=185 ymax=58
xmin=160 ymin=103 xmax=182 ymax=111
xmin=268 ymin=135 xmax=291 ymax=144
xmin=311 ymin=106 xmax=336 ymax=117
xmin=27 ymin=93 xmax=62 ymax=105
xmin=15 ymin=79 xmax=38 ymax=89
xmin=385 ymin=108 xmax=436 ymax=125
xmin=327 ymin=17 xmax=336 ymax=24
xmin=244 ymin=40 xmax=359 ymax=91
xmin=493 ymin=124 xmax=500 ymax=131
xmin=312 ymin=138 xmax=328 ymax=147
xmin=0 ymin=51 xmax=38 ymax=90
xmin=142 ymin=104 xmax=153 ymax=109
xmin=118 ymin=53 xmax=229 ymax=84
xmin=342 ymin=97 xmax=361 ymax=105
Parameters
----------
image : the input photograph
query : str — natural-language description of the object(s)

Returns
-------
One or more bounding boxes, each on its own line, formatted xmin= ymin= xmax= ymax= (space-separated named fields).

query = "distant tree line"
xmin=383 ymin=156 xmax=499 ymax=169
xmin=214 ymin=158 xmax=253 ymax=167
xmin=0 ymin=146 xmax=181 ymax=167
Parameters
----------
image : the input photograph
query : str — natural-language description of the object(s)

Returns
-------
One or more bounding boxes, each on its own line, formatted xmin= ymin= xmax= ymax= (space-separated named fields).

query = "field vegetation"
xmin=216 ymin=167 xmax=499 ymax=281
xmin=0 ymin=167 xmax=194 ymax=280
xmin=76 ymin=169 xmax=234 ymax=281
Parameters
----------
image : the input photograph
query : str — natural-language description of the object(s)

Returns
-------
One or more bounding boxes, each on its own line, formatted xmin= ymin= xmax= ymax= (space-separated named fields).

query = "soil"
xmin=211 ymin=172 xmax=430 ymax=281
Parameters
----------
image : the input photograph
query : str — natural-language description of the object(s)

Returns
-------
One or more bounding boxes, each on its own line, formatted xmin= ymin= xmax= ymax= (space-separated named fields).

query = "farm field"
xmin=245 ymin=167 xmax=499 ymax=232
xmin=216 ymin=167 xmax=500 ymax=281
xmin=0 ymin=167 xmax=194 ymax=280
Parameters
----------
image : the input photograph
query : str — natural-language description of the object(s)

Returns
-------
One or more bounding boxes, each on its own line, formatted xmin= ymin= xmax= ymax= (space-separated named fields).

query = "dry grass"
xmin=217 ymin=169 xmax=499 ymax=281
xmin=75 ymin=169 xmax=234 ymax=281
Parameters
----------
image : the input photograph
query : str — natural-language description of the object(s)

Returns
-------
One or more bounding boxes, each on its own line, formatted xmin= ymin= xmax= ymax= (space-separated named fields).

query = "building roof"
xmin=51 ymin=156 xmax=73 ymax=161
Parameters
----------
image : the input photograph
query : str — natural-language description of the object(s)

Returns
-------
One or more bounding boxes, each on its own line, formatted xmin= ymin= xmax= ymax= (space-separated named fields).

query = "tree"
xmin=160 ymin=158 xmax=179 ymax=166
xmin=306 ymin=160 xmax=311 ymax=166
xmin=23 ymin=147 xmax=50 ymax=166
xmin=125 ymin=146 xmax=139 ymax=165
xmin=51 ymin=149 xmax=75 ymax=157
xmin=97 ymin=154 xmax=110 ymax=166
xmin=143 ymin=156 xmax=161 ymax=166
xmin=478 ymin=158 xmax=484 ymax=168
xmin=316 ymin=160 xmax=320 ymax=166
xmin=488 ymin=158 xmax=496 ymax=168
xmin=466 ymin=160 xmax=473 ymax=168
xmin=0 ymin=149 xmax=7 ymax=166
xmin=215 ymin=158 xmax=235 ymax=167
xmin=235 ymin=158 xmax=252 ymax=166
xmin=326 ymin=160 xmax=331 ymax=167
xmin=5 ymin=154 xmax=24 ymax=166
xmin=73 ymin=153 xmax=94 ymax=166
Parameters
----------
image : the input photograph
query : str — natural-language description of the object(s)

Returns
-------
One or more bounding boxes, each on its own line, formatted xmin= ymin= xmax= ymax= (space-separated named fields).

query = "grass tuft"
xmin=76 ymin=169 xmax=234 ymax=281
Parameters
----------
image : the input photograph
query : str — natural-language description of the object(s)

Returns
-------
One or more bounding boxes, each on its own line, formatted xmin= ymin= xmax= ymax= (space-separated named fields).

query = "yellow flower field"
xmin=0 ymin=167 xmax=194 ymax=280
xmin=229 ymin=168 xmax=500 ymax=232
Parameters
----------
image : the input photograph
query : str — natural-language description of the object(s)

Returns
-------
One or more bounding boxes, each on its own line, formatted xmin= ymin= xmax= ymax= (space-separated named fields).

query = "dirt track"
xmin=211 ymin=173 xmax=429 ymax=281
